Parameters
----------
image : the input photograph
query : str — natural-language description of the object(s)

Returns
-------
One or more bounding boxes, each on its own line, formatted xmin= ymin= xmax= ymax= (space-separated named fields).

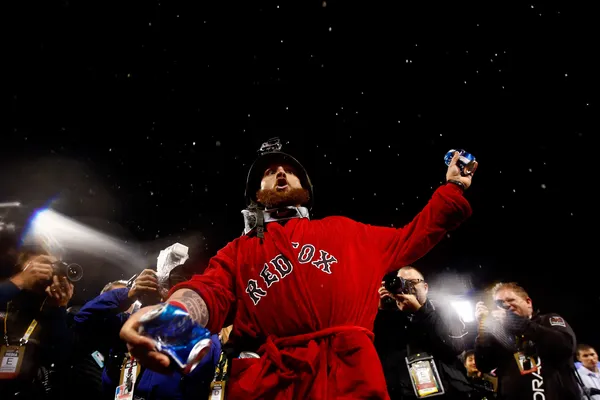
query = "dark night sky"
xmin=1 ymin=1 xmax=597 ymax=346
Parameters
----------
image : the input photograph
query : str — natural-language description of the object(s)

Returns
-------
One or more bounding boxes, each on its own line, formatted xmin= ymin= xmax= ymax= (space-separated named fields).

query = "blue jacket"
xmin=74 ymin=288 xmax=220 ymax=400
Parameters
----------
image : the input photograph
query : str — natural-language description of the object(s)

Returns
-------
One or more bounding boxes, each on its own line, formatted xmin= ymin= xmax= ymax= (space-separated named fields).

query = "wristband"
xmin=447 ymin=179 xmax=465 ymax=191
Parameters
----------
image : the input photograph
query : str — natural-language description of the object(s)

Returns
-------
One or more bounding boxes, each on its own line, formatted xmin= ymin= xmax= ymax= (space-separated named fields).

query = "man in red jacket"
xmin=120 ymin=138 xmax=476 ymax=399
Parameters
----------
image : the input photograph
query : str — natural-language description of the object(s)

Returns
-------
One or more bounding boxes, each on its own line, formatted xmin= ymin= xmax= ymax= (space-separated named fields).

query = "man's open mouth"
xmin=276 ymin=178 xmax=288 ymax=191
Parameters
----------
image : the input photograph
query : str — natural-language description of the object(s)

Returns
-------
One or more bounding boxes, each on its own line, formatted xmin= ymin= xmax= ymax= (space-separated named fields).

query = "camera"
xmin=384 ymin=275 xmax=417 ymax=296
xmin=381 ymin=274 xmax=417 ymax=309
xmin=52 ymin=261 xmax=83 ymax=282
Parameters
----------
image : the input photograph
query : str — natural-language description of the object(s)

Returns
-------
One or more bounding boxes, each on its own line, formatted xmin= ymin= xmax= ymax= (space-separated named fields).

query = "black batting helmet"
xmin=244 ymin=137 xmax=313 ymax=209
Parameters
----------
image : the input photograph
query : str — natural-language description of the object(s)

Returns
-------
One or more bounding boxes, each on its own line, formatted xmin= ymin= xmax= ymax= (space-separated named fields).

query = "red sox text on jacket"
xmin=245 ymin=242 xmax=338 ymax=305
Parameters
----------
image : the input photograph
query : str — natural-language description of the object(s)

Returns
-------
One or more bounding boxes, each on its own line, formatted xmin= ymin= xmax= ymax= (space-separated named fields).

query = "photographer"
xmin=474 ymin=282 xmax=580 ymax=400
xmin=374 ymin=266 xmax=472 ymax=399
xmin=1 ymin=254 xmax=53 ymax=303
xmin=0 ymin=245 xmax=74 ymax=400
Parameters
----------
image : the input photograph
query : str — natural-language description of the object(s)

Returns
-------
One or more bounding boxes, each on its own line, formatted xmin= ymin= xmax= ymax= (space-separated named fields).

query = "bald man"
xmin=374 ymin=266 xmax=472 ymax=399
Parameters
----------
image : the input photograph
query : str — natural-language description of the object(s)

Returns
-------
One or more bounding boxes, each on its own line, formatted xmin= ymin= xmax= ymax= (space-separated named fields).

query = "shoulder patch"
xmin=549 ymin=316 xmax=566 ymax=327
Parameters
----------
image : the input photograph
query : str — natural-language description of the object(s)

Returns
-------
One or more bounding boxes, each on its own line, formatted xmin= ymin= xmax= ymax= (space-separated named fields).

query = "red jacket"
xmin=170 ymin=183 xmax=471 ymax=399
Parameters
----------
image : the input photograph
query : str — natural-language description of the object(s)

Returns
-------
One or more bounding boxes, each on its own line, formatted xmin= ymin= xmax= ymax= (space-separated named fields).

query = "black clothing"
xmin=374 ymin=300 xmax=473 ymax=399
xmin=475 ymin=311 xmax=580 ymax=400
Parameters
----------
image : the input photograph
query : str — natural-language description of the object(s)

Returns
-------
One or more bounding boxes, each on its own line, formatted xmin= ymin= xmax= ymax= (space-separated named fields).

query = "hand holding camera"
xmin=45 ymin=275 xmax=74 ymax=307
xmin=475 ymin=301 xmax=508 ymax=321
xmin=475 ymin=301 xmax=489 ymax=322
xmin=378 ymin=284 xmax=394 ymax=310
xmin=380 ymin=275 xmax=421 ymax=311
xmin=10 ymin=254 xmax=55 ymax=290
xmin=395 ymin=293 xmax=421 ymax=312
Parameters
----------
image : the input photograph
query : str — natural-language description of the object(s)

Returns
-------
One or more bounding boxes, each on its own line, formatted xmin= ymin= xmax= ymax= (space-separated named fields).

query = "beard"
xmin=256 ymin=187 xmax=310 ymax=209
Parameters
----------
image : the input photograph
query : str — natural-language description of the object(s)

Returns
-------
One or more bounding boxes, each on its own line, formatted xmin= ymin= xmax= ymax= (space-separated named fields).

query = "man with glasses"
xmin=374 ymin=266 xmax=473 ymax=399
xmin=474 ymin=282 xmax=580 ymax=400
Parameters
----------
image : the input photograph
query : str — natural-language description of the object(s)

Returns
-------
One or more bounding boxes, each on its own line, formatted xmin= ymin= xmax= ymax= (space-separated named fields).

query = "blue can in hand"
xmin=444 ymin=149 xmax=478 ymax=176
xmin=139 ymin=302 xmax=212 ymax=374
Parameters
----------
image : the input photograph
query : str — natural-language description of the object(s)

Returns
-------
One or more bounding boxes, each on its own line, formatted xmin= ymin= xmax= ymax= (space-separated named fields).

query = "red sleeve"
xmin=366 ymin=183 xmax=472 ymax=273
xmin=167 ymin=239 xmax=238 ymax=334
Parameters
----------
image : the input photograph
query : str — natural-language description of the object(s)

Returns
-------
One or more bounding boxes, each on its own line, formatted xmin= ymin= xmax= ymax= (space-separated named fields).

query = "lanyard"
xmin=212 ymin=350 xmax=229 ymax=382
xmin=125 ymin=354 xmax=137 ymax=380
xmin=209 ymin=351 xmax=229 ymax=400
xmin=3 ymin=300 xmax=46 ymax=347
xmin=515 ymin=334 xmax=532 ymax=352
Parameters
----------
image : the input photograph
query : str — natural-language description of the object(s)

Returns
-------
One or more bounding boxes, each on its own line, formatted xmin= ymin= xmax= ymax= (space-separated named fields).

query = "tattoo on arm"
xmin=169 ymin=289 xmax=209 ymax=326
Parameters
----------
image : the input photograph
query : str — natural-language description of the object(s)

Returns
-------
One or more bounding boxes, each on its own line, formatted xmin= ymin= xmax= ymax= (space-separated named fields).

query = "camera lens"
xmin=384 ymin=276 xmax=403 ymax=294
xmin=66 ymin=263 xmax=83 ymax=282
